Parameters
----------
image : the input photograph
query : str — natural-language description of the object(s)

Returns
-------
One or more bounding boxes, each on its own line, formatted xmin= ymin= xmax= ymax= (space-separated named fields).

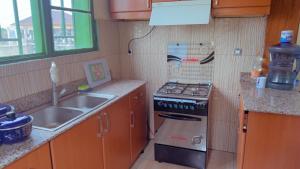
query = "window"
xmin=0 ymin=0 xmax=97 ymax=63
xmin=0 ymin=0 xmax=43 ymax=58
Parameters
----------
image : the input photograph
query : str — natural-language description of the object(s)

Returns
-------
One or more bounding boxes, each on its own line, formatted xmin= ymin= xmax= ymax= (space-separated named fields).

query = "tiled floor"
xmin=131 ymin=141 xmax=236 ymax=169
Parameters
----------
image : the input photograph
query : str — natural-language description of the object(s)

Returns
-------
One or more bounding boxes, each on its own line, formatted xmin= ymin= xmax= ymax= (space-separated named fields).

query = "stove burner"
xmin=183 ymin=87 xmax=209 ymax=96
xmin=157 ymin=82 xmax=211 ymax=98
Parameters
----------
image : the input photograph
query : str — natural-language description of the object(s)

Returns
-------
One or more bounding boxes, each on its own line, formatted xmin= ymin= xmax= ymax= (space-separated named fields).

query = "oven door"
xmin=155 ymin=112 xmax=207 ymax=152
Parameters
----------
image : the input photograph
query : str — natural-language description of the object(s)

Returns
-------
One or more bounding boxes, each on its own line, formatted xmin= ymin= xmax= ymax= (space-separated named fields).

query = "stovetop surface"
xmin=154 ymin=82 xmax=212 ymax=100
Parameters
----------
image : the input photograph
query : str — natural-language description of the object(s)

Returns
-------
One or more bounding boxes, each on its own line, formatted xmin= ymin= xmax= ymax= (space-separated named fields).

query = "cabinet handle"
xmin=97 ymin=115 xmax=104 ymax=138
xmin=133 ymin=96 xmax=139 ymax=100
xmin=104 ymin=112 xmax=110 ymax=133
xmin=215 ymin=0 xmax=219 ymax=6
xmin=147 ymin=0 xmax=151 ymax=9
xmin=130 ymin=111 xmax=135 ymax=128
xmin=242 ymin=125 xmax=247 ymax=133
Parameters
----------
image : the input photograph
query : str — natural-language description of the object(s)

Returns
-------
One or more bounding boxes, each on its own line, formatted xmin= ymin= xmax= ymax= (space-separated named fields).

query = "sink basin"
xmin=58 ymin=93 xmax=115 ymax=110
xmin=31 ymin=107 xmax=84 ymax=131
xmin=31 ymin=93 xmax=116 ymax=131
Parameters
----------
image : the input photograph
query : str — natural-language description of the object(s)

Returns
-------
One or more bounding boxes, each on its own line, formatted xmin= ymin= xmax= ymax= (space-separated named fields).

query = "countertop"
xmin=240 ymin=73 xmax=300 ymax=116
xmin=0 ymin=80 xmax=146 ymax=169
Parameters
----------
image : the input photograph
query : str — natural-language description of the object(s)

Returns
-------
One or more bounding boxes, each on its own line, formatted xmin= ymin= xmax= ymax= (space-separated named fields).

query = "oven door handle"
xmin=158 ymin=113 xmax=201 ymax=121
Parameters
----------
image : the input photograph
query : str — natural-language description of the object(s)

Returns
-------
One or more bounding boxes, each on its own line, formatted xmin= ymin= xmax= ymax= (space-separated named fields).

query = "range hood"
xmin=149 ymin=0 xmax=211 ymax=26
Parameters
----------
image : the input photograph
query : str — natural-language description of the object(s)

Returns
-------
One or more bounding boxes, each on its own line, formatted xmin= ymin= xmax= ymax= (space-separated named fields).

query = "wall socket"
xmin=234 ymin=48 xmax=242 ymax=56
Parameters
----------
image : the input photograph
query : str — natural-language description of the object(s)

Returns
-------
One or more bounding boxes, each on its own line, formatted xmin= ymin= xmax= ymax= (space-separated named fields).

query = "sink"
xmin=31 ymin=107 xmax=84 ymax=131
xmin=58 ymin=93 xmax=115 ymax=110
xmin=31 ymin=93 xmax=116 ymax=131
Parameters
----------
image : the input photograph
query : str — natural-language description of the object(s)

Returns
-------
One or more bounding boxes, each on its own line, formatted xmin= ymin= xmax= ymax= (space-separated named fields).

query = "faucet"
xmin=50 ymin=61 xmax=66 ymax=106
xmin=52 ymin=83 xmax=66 ymax=106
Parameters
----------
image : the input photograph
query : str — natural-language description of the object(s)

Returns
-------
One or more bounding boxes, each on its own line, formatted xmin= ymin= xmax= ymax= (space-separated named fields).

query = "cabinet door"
xmin=102 ymin=96 xmax=131 ymax=169
xmin=5 ymin=143 xmax=52 ymax=169
xmin=237 ymin=98 xmax=246 ymax=169
xmin=243 ymin=113 xmax=300 ymax=169
xmin=213 ymin=0 xmax=271 ymax=8
xmin=50 ymin=115 xmax=104 ymax=169
xmin=130 ymin=85 xmax=148 ymax=162
xmin=212 ymin=0 xmax=271 ymax=17
xmin=110 ymin=0 xmax=151 ymax=13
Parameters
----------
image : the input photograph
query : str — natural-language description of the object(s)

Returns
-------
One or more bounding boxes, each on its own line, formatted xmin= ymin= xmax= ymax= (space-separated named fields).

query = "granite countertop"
xmin=240 ymin=73 xmax=300 ymax=116
xmin=0 ymin=80 xmax=146 ymax=169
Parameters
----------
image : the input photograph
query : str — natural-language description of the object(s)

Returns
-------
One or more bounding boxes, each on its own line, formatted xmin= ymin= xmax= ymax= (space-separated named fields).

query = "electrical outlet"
xmin=234 ymin=48 xmax=242 ymax=56
xmin=128 ymin=49 xmax=133 ymax=55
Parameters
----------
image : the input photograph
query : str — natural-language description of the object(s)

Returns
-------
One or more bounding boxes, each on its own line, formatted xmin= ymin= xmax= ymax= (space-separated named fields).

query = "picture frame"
xmin=84 ymin=58 xmax=111 ymax=88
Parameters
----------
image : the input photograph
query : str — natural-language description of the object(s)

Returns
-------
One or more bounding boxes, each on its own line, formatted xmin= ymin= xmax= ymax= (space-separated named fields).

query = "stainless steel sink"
xmin=58 ymin=93 xmax=115 ymax=110
xmin=31 ymin=106 xmax=84 ymax=131
xmin=31 ymin=93 xmax=116 ymax=131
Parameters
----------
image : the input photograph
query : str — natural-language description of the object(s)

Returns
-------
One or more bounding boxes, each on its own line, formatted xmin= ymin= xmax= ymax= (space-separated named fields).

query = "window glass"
xmin=52 ymin=10 xmax=75 ymax=51
xmin=0 ymin=41 xmax=19 ymax=57
xmin=0 ymin=0 xmax=96 ymax=63
xmin=17 ymin=0 xmax=38 ymax=55
xmin=51 ymin=0 xmax=94 ymax=51
xmin=0 ymin=0 xmax=17 ymax=57
xmin=51 ymin=0 xmax=90 ymax=11
xmin=0 ymin=0 xmax=43 ymax=58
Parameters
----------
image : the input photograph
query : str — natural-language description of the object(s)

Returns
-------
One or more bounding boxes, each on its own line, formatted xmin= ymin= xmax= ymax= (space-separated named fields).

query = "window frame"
xmin=0 ymin=0 xmax=98 ymax=65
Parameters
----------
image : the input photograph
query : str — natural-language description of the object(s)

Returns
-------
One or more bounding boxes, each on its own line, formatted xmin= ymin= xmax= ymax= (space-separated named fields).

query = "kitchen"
xmin=0 ymin=0 xmax=299 ymax=169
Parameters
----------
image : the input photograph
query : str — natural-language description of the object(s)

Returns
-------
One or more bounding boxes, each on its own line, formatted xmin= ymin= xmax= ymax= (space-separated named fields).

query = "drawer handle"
xmin=133 ymin=96 xmax=139 ymax=100
xmin=147 ymin=0 xmax=151 ymax=8
xmin=243 ymin=125 xmax=247 ymax=133
xmin=103 ymin=112 xmax=111 ymax=133
xmin=215 ymin=0 xmax=219 ymax=6
xmin=97 ymin=115 xmax=103 ymax=138
xmin=130 ymin=111 xmax=135 ymax=128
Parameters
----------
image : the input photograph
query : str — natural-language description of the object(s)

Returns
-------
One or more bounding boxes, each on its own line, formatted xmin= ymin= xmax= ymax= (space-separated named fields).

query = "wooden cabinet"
xmin=238 ymin=98 xmax=300 ymax=169
xmin=5 ymin=85 xmax=147 ymax=169
xmin=101 ymin=96 xmax=132 ymax=169
xmin=110 ymin=0 xmax=152 ymax=20
xmin=212 ymin=0 xmax=271 ymax=17
xmin=129 ymin=85 xmax=148 ymax=162
xmin=5 ymin=143 xmax=52 ymax=169
xmin=50 ymin=115 xmax=104 ymax=169
xmin=237 ymin=98 xmax=247 ymax=169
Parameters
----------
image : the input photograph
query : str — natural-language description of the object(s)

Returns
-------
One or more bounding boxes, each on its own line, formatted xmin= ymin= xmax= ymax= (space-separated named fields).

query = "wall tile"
xmin=208 ymin=120 xmax=231 ymax=152
xmin=119 ymin=17 xmax=267 ymax=153
xmin=0 ymin=20 xmax=121 ymax=103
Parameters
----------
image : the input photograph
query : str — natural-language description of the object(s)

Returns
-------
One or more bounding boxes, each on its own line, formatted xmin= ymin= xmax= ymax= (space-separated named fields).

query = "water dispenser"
xmin=266 ymin=30 xmax=300 ymax=90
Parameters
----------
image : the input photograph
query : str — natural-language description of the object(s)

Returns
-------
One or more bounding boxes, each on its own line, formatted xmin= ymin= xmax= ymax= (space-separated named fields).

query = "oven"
xmin=153 ymin=97 xmax=209 ymax=169
xmin=155 ymin=112 xmax=207 ymax=151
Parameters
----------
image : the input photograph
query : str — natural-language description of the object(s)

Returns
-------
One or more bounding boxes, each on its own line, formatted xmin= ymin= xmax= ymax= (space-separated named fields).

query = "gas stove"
xmin=153 ymin=82 xmax=212 ymax=169
xmin=154 ymin=82 xmax=212 ymax=100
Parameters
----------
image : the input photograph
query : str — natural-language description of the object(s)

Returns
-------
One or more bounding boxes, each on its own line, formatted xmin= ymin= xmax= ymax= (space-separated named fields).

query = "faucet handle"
xmin=59 ymin=88 xmax=67 ymax=97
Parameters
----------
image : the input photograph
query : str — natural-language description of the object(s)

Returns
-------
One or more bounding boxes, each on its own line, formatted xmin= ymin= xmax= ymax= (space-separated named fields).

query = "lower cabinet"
xmin=50 ymin=115 xmax=104 ymax=169
xmin=101 ymin=96 xmax=132 ymax=169
xmin=129 ymin=85 xmax=148 ymax=162
xmin=5 ymin=143 xmax=52 ymax=169
xmin=238 ymin=98 xmax=300 ymax=169
xmin=5 ymin=85 xmax=147 ymax=169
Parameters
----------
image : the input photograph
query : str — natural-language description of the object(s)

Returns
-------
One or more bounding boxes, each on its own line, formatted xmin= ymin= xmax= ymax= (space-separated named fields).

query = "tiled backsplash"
xmin=118 ymin=17 xmax=267 ymax=153
xmin=0 ymin=15 xmax=267 ymax=154
xmin=0 ymin=20 xmax=121 ymax=103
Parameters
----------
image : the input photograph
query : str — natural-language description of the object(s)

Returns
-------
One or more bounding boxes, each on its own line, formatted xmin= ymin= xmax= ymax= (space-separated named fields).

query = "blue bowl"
xmin=0 ymin=104 xmax=14 ymax=118
xmin=0 ymin=115 xmax=33 ymax=144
